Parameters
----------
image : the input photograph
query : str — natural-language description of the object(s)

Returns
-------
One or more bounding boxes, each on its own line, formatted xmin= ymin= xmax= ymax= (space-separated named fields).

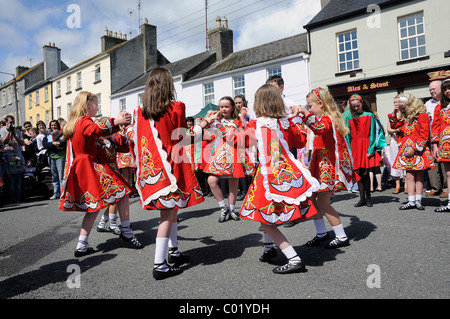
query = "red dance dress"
xmin=203 ymin=118 xmax=256 ymax=178
xmin=431 ymin=103 xmax=450 ymax=162
xmin=116 ymin=126 xmax=136 ymax=169
xmin=133 ymin=101 xmax=204 ymax=210
xmin=345 ymin=111 xmax=382 ymax=169
xmin=59 ymin=116 xmax=135 ymax=212
xmin=239 ymin=117 xmax=319 ymax=225
xmin=304 ymin=113 xmax=357 ymax=192
xmin=389 ymin=112 xmax=434 ymax=170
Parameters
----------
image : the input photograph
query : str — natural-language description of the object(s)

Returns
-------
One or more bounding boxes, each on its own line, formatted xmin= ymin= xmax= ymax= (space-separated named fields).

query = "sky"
xmin=0 ymin=0 xmax=322 ymax=83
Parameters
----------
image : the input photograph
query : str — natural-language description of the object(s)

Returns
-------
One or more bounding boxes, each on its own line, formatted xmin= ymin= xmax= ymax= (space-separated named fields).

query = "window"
xmin=76 ymin=72 xmax=82 ymax=89
xmin=337 ymin=30 xmax=359 ymax=72
xmin=96 ymin=93 xmax=102 ymax=116
xmin=45 ymin=111 xmax=49 ymax=125
xmin=138 ymin=93 xmax=144 ymax=106
xmin=36 ymin=113 xmax=40 ymax=123
xmin=1 ymin=90 xmax=5 ymax=107
xmin=398 ymin=12 xmax=426 ymax=60
xmin=119 ymin=98 xmax=126 ymax=111
xmin=45 ymin=86 xmax=49 ymax=102
xmin=66 ymin=76 xmax=71 ymax=93
xmin=57 ymin=106 xmax=61 ymax=119
xmin=7 ymin=87 xmax=11 ymax=104
xmin=204 ymin=82 xmax=215 ymax=106
xmin=28 ymin=95 xmax=32 ymax=109
xmin=36 ymin=91 xmax=40 ymax=105
xmin=56 ymin=81 xmax=61 ymax=97
xmin=95 ymin=64 xmax=101 ymax=82
xmin=67 ymin=102 xmax=72 ymax=116
xmin=267 ymin=66 xmax=282 ymax=78
xmin=233 ymin=75 xmax=245 ymax=97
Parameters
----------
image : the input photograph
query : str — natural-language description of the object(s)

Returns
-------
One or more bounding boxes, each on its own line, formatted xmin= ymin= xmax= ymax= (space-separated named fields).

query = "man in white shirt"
xmin=425 ymin=80 xmax=447 ymax=198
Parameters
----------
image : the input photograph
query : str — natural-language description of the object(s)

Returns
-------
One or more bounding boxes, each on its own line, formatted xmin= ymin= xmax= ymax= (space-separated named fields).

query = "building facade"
xmin=304 ymin=0 xmax=450 ymax=127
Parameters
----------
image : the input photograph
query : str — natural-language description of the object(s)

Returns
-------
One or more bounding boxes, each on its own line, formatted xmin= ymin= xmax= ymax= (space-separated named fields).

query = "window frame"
xmin=203 ymin=82 xmax=215 ymax=107
xmin=397 ymin=11 xmax=426 ymax=61
xmin=233 ymin=75 xmax=245 ymax=97
xmin=336 ymin=29 xmax=360 ymax=73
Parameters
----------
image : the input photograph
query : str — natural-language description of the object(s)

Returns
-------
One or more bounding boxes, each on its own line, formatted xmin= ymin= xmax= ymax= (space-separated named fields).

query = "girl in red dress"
xmin=59 ymin=92 xmax=140 ymax=257
xmin=95 ymin=120 xmax=132 ymax=235
xmin=293 ymin=88 xmax=357 ymax=249
xmin=431 ymin=79 xmax=450 ymax=212
xmin=239 ymin=84 xmax=319 ymax=274
xmin=389 ymin=93 xmax=433 ymax=210
xmin=345 ymin=94 xmax=382 ymax=207
xmin=116 ymin=124 xmax=136 ymax=187
xmin=202 ymin=96 xmax=255 ymax=222
xmin=133 ymin=68 xmax=205 ymax=280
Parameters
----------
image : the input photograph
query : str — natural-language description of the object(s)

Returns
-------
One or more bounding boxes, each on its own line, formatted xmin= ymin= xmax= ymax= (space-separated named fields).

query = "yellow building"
xmin=25 ymin=82 xmax=53 ymax=127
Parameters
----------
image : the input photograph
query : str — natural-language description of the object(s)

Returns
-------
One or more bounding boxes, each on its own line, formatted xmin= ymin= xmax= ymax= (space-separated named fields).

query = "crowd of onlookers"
xmin=0 ymin=115 xmax=67 ymax=206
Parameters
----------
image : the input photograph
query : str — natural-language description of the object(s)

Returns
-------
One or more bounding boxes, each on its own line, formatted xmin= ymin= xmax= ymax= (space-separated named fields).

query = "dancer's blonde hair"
xmin=307 ymin=88 xmax=349 ymax=136
xmin=397 ymin=92 xmax=425 ymax=123
xmin=63 ymin=91 xmax=97 ymax=138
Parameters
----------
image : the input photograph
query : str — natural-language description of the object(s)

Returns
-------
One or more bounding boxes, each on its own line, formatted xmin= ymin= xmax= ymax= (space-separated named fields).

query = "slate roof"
xmin=304 ymin=0 xmax=414 ymax=30
xmin=113 ymin=50 xmax=216 ymax=95
xmin=188 ymin=32 xmax=308 ymax=81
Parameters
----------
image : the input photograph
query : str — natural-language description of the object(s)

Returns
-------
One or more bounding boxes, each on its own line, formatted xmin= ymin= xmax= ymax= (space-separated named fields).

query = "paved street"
xmin=0 ymin=188 xmax=448 ymax=303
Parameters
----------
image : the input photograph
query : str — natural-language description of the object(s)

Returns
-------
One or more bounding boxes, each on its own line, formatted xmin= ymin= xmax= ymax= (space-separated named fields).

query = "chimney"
xmin=16 ymin=66 xmax=29 ymax=77
xmin=208 ymin=17 xmax=233 ymax=60
xmin=43 ymin=43 xmax=61 ymax=80
xmin=321 ymin=0 xmax=331 ymax=8
xmin=140 ymin=18 xmax=157 ymax=71
xmin=101 ymin=28 xmax=127 ymax=52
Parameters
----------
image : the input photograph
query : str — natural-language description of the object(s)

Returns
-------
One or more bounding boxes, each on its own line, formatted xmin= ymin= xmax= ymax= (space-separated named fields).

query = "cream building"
xmin=304 ymin=0 xmax=450 ymax=127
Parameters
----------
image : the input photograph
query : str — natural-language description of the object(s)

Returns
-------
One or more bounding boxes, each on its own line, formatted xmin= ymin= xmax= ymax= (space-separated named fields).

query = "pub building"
xmin=328 ymin=64 xmax=450 ymax=127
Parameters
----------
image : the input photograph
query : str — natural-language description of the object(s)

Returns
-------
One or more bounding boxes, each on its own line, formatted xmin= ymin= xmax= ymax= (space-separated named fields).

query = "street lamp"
xmin=0 ymin=71 xmax=19 ymax=122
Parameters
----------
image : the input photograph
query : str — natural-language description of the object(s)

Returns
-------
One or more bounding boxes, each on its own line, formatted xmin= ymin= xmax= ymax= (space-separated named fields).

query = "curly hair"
xmin=397 ymin=92 xmax=426 ymax=123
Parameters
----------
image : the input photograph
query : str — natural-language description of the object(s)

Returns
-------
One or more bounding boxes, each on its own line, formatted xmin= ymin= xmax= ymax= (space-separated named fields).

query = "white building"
xmin=112 ymin=17 xmax=311 ymax=118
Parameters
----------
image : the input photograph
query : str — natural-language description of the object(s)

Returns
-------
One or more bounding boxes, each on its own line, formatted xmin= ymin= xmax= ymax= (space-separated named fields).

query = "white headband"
xmin=398 ymin=96 xmax=409 ymax=102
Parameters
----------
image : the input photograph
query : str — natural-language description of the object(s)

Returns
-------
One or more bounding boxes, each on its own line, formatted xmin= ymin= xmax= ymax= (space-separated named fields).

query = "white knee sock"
xmin=332 ymin=224 xmax=347 ymax=240
xmin=415 ymin=194 xmax=422 ymax=204
xmin=281 ymin=245 xmax=301 ymax=263
xmin=168 ymin=222 xmax=178 ymax=252
xmin=121 ymin=220 xmax=133 ymax=238
xmin=314 ymin=218 xmax=327 ymax=236
xmin=218 ymin=200 xmax=226 ymax=207
xmin=262 ymin=232 xmax=274 ymax=252
xmin=76 ymin=235 xmax=89 ymax=252
xmin=98 ymin=214 xmax=108 ymax=227
xmin=154 ymin=237 xmax=169 ymax=270
xmin=408 ymin=195 xmax=416 ymax=205
xmin=109 ymin=213 xmax=118 ymax=228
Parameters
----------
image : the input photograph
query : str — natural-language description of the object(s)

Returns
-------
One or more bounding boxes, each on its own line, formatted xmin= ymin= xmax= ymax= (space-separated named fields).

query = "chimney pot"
xmin=144 ymin=18 xmax=148 ymax=24
xmin=109 ymin=31 xmax=113 ymax=37
xmin=123 ymin=33 xmax=127 ymax=40
xmin=216 ymin=16 xmax=222 ymax=28
xmin=105 ymin=27 xmax=108 ymax=36
xmin=222 ymin=16 xmax=228 ymax=29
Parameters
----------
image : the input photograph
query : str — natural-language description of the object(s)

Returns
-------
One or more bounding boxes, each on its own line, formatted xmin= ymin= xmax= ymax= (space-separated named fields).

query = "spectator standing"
xmin=425 ymin=80 xmax=447 ymax=198
xmin=43 ymin=120 xmax=66 ymax=200
xmin=4 ymin=140 xmax=25 ymax=203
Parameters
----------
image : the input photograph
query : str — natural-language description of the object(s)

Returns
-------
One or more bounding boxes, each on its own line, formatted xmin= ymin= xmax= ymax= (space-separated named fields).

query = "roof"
xmin=112 ymin=50 xmax=216 ymax=95
xmin=188 ymin=33 xmax=308 ymax=80
xmin=304 ymin=0 xmax=414 ymax=30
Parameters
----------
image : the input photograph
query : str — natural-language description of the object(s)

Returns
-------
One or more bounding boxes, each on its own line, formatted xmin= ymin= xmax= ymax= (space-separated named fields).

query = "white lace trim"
xmin=132 ymin=106 xmax=178 ymax=208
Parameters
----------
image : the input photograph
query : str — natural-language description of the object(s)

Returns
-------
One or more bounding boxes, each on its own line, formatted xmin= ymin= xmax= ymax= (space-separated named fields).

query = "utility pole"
xmin=205 ymin=0 xmax=208 ymax=51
